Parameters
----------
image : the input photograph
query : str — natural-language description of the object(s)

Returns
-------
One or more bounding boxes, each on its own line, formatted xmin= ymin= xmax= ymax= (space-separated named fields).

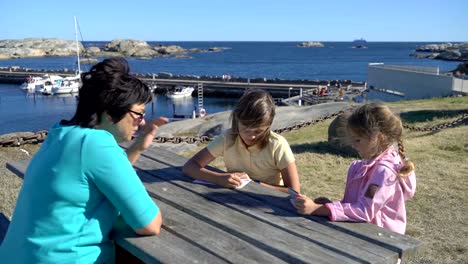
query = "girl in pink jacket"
xmin=294 ymin=103 xmax=416 ymax=234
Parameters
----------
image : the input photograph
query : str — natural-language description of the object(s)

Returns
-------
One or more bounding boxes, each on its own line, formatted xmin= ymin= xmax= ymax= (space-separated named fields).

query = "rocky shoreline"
xmin=411 ymin=42 xmax=468 ymax=61
xmin=2 ymin=39 xmax=467 ymax=62
xmin=297 ymin=41 xmax=325 ymax=48
xmin=0 ymin=38 xmax=230 ymax=60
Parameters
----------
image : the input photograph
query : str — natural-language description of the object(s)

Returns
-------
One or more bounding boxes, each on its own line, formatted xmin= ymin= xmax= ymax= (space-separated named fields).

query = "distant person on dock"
xmin=320 ymin=87 xmax=327 ymax=96
xmin=292 ymin=103 xmax=416 ymax=234
xmin=0 ymin=58 xmax=168 ymax=263
xmin=338 ymin=87 xmax=345 ymax=99
xmin=183 ymin=89 xmax=300 ymax=193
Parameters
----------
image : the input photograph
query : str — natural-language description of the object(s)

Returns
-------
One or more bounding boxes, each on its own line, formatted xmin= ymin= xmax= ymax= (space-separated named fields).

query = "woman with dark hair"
xmin=0 ymin=58 xmax=167 ymax=263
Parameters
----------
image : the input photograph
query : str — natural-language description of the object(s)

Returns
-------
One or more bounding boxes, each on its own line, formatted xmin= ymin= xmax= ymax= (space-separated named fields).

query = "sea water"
xmin=0 ymin=86 xmax=238 ymax=135
xmin=0 ymin=41 xmax=461 ymax=134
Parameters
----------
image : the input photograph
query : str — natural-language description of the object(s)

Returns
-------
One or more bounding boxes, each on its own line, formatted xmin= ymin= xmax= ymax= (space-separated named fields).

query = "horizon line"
xmin=2 ymin=38 xmax=467 ymax=43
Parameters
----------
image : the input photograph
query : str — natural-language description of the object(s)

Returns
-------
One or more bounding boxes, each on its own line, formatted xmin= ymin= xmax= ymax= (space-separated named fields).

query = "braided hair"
xmin=347 ymin=103 xmax=415 ymax=177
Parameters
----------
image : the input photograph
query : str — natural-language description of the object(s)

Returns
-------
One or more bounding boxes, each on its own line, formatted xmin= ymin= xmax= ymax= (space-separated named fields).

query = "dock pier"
xmin=0 ymin=67 xmax=367 ymax=102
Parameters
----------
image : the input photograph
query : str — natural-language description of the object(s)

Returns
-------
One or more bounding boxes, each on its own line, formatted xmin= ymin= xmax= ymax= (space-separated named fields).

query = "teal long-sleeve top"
xmin=0 ymin=122 xmax=159 ymax=263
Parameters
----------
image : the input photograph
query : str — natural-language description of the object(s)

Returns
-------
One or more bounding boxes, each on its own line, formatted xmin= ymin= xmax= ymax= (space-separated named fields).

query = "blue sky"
xmin=1 ymin=0 xmax=467 ymax=42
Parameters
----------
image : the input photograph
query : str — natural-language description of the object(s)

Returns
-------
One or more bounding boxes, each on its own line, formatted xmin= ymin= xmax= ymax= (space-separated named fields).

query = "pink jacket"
xmin=326 ymin=146 xmax=416 ymax=234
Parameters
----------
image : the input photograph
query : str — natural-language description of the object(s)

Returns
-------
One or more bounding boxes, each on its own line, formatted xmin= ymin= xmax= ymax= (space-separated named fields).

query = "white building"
xmin=367 ymin=63 xmax=467 ymax=101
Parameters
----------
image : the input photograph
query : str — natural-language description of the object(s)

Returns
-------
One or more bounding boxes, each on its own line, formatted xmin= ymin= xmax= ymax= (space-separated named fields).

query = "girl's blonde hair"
xmin=347 ymin=103 xmax=415 ymax=177
xmin=230 ymin=89 xmax=275 ymax=149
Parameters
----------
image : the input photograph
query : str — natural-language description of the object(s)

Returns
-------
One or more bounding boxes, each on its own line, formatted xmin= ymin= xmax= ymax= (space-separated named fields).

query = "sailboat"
xmin=51 ymin=16 xmax=82 ymax=95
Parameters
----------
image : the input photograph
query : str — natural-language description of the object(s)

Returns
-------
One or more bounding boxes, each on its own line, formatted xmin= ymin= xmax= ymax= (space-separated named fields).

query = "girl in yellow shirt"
xmin=183 ymin=89 xmax=300 ymax=193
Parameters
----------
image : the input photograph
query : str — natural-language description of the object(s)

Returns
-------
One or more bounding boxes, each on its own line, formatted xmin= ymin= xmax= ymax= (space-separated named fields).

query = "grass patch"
xmin=181 ymin=96 xmax=468 ymax=263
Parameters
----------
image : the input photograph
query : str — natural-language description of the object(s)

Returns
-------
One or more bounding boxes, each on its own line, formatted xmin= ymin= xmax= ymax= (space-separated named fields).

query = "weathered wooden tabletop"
xmin=6 ymin=146 xmax=423 ymax=263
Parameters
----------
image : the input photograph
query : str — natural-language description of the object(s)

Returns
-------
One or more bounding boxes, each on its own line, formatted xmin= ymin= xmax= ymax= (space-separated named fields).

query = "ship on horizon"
xmin=352 ymin=38 xmax=368 ymax=48
xmin=353 ymin=38 xmax=367 ymax=45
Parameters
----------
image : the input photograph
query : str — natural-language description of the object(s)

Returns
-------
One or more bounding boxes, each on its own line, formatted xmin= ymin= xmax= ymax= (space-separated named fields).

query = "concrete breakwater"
xmin=0 ymin=66 xmax=365 ymax=99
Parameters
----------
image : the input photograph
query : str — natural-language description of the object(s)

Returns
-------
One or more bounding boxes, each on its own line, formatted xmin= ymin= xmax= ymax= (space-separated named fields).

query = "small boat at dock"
xmin=20 ymin=76 xmax=44 ymax=91
xmin=51 ymin=75 xmax=81 ymax=94
xmin=166 ymin=85 xmax=195 ymax=99
xmin=37 ymin=75 xmax=63 ymax=94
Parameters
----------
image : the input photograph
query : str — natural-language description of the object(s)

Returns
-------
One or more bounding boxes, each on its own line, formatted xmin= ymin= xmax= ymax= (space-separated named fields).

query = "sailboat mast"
xmin=74 ymin=16 xmax=81 ymax=74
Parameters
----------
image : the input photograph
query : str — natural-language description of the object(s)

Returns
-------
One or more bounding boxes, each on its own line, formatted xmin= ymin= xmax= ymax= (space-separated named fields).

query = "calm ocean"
xmin=0 ymin=41 xmax=460 ymax=135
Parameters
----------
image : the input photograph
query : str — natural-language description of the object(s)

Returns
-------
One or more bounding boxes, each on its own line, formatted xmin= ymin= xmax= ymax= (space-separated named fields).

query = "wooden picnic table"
xmin=6 ymin=145 xmax=422 ymax=263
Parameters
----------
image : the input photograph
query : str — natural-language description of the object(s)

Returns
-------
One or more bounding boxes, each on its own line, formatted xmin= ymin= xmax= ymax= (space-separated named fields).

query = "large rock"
xmin=451 ymin=61 xmax=468 ymax=75
xmin=414 ymin=42 xmax=468 ymax=61
xmin=297 ymin=41 xmax=325 ymax=48
xmin=327 ymin=109 xmax=358 ymax=156
xmin=104 ymin=39 xmax=152 ymax=56
xmin=0 ymin=47 xmax=46 ymax=58
xmin=0 ymin=38 xmax=230 ymax=60
xmin=155 ymin=45 xmax=187 ymax=54
xmin=85 ymin=46 xmax=101 ymax=54
xmin=410 ymin=53 xmax=439 ymax=59
xmin=436 ymin=50 xmax=462 ymax=61
xmin=0 ymin=132 xmax=34 ymax=142
xmin=132 ymin=49 xmax=160 ymax=58
xmin=157 ymin=102 xmax=353 ymax=137
xmin=102 ymin=40 xmax=194 ymax=58
xmin=415 ymin=43 xmax=455 ymax=52
xmin=0 ymin=38 xmax=83 ymax=58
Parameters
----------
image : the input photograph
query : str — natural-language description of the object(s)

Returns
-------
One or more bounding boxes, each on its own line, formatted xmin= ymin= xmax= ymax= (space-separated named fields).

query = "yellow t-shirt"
xmin=206 ymin=129 xmax=295 ymax=185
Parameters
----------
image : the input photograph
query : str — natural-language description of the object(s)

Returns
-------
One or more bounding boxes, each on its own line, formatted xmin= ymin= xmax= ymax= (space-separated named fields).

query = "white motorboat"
xmin=20 ymin=76 xmax=44 ymax=91
xmin=51 ymin=75 xmax=81 ymax=94
xmin=36 ymin=75 xmax=63 ymax=94
xmin=166 ymin=85 xmax=195 ymax=99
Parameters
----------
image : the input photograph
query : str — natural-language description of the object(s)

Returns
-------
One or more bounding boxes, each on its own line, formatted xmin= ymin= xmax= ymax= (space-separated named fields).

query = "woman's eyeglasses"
xmin=128 ymin=109 xmax=146 ymax=123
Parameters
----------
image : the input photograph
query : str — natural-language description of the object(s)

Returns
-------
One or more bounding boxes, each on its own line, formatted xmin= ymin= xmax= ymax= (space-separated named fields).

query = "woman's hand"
xmin=136 ymin=117 xmax=169 ymax=151
xmin=127 ymin=117 xmax=168 ymax=165
xmin=218 ymin=172 xmax=250 ymax=189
